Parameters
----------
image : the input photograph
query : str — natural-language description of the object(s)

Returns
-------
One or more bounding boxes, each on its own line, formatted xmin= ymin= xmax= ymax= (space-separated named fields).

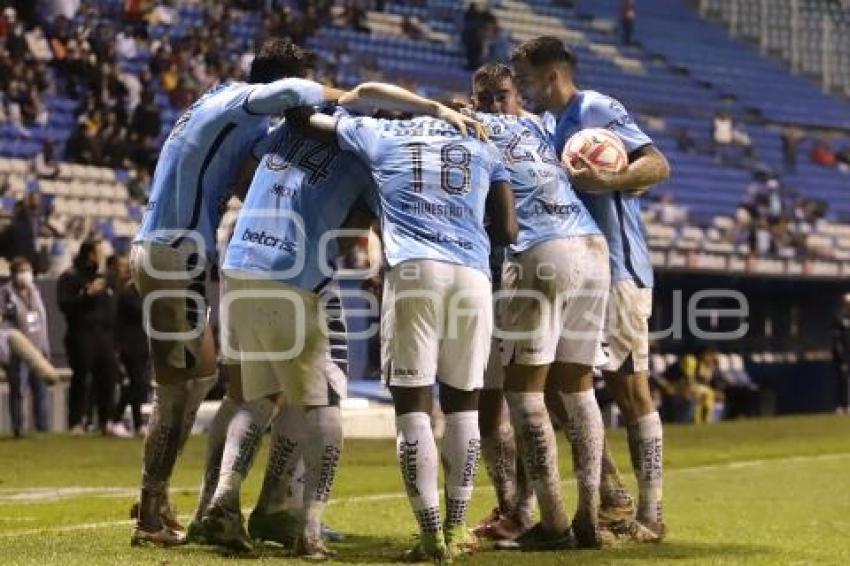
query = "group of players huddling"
xmin=128 ymin=34 xmax=671 ymax=562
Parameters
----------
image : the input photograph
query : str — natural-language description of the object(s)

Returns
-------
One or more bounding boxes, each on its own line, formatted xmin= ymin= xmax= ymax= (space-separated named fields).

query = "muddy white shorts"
xmin=382 ymin=260 xmax=493 ymax=392
xmin=221 ymin=271 xmax=340 ymax=405
xmin=130 ymin=240 xmax=208 ymax=371
xmin=500 ymin=236 xmax=610 ymax=368
xmin=602 ymin=279 xmax=652 ymax=373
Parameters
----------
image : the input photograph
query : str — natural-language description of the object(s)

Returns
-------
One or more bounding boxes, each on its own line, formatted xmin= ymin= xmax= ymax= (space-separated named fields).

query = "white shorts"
xmin=603 ymin=279 xmax=652 ymax=373
xmin=382 ymin=260 xmax=493 ymax=391
xmin=221 ymin=272 xmax=342 ymax=405
xmin=500 ymin=236 xmax=610 ymax=367
xmin=130 ymin=241 xmax=209 ymax=370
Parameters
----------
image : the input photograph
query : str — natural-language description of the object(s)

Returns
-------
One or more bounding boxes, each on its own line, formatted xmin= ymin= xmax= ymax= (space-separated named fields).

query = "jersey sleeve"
xmin=335 ymin=116 xmax=381 ymax=165
xmin=243 ymin=78 xmax=325 ymax=115
xmin=584 ymin=94 xmax=653 ymax=153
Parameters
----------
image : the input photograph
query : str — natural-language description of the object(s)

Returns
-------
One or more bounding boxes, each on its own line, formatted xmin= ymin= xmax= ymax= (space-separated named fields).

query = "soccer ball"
xmin=563 ymin=128 xmax=627 ymax=173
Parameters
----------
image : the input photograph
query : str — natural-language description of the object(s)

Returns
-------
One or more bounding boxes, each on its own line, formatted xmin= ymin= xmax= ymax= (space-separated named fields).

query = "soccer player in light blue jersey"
xmin=512 ymin=36 xmax=672 ymax=541
xmin=188 ymin=117 xmax=377 ymax=557
xmin=291 ymin=109 xmax=518 ymax=561
xmin=469 ymin=64 xmax=613 ymax=550
xmin=129 ymin=38 xmax=484 ymax=548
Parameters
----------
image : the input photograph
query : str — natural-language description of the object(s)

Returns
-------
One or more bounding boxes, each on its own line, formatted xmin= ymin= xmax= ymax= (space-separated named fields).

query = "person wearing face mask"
xmin=105 ymin=253 xmax=150 ymax=438
xmin=57 ymin=237 xmax=119 ymax=435
xmin=1 ymin=257 xmax=50 ymax=437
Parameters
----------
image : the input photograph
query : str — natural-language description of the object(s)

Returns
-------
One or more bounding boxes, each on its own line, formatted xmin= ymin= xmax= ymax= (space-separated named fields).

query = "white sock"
xmin=254 ymin=404 xmax=306 ymax=516
xmin=442 ymin=411 xmax=481 ymax=530
xmin=558 ymin=389 xmax=604 ymax=519
xmin=302 ymin=406 xmax=343 ymax=540
xmin=396 ymin=412 xmax=442 ymax=535
xmin=195 ymin=396 xmax=238 ymax=520
xmin=505 ymin=391 xmax=569 ymax=533
xmin=481 ymin=420 xmax=518 ymax=516
xmin=634 ymin=411 xmax=663 ymax=526
xmin=210 ymin=398 xmax=276 ymax=512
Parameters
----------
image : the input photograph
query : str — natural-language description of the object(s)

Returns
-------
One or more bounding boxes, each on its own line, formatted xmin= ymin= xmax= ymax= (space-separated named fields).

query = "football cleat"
xmin=130 ymin=525 xmax=186 ymax=547
xmin=494 ymin=522 xmax=576 ymax=551
xmin=402 ymin=531 xmax=451 ymax=563
xmin=295 ymin=533 xmax=338 ymax=562
xmin=199 ymin=504 xmax=255 ymax=554
xmin=444 ymin=524 xmax=479 ymax=558
xmin=247 ymin=509 xmax=300 ymax=548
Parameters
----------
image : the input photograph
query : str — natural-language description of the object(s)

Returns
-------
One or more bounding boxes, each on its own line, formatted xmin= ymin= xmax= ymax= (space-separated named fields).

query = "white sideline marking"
xmin=1 ymin=452 xmax=848 ymax=538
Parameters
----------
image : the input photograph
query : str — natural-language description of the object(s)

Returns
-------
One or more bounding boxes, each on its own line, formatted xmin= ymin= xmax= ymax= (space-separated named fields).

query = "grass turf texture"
xmin=1 ymin=414 xmax=849 ymax=565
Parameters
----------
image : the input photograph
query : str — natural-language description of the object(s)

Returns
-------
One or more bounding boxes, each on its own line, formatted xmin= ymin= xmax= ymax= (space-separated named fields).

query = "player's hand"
xmin=564 ymin=153 xmax=617 ymax=192
xmin=437 ymin=104 xmax=488 ymax=141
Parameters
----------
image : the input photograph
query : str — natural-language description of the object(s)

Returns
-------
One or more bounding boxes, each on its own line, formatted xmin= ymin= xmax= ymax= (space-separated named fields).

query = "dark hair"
xmin=472 ymin=63 xmax=514 ymax=90
xmin=511 ymin=36 xmax=577 ymax=70
xmin=10 ymin=256 xmax=31 ymax=274
xmin=249 ymin=38 xmax=316 ymax=83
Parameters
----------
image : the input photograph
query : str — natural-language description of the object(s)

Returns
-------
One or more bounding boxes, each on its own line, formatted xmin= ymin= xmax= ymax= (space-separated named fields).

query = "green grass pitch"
xmin=1 ymin=414 xmax=849 ymax=565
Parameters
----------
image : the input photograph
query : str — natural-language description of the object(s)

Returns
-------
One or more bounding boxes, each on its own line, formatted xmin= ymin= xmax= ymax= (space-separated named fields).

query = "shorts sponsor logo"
xmin=392 ymin=368 xmax=419 ymax=377
xmin=529 ymin=201 xmax=582 ymax=216
xmin=241 ymin=227 xmax=297 ymax=253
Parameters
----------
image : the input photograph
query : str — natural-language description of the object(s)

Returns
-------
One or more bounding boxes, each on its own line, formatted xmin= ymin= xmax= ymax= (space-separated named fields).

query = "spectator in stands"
xmin=401 ymin=16 xmax=425 ymax=41
xmin=1 ymin=257 xmax=50 ymax=437
xmin=129 ymin=89 xmax=162 ymax=142
xmin=64 ymin=121 xmax=101 ymax=164
xmin=781 ymin=126 xmax=803 ymax=173
xmin=732 ymin=123 xmax=753 ymax=161
xmin=648 ymin=192 xmax=688 ymax=226
xmin=58 ymin=238 xmax=119 ymax=435
xmin=836 ymin=144 xmax=850 ymax=174
xmin=712 ymin=111 xmax=734 ymax=163
xmin=343 ymin=0 xmax=370 ymax=34
xmin=810 ymin=138 xmax=837 ymax=167
xmin=661 ymin=353 xmax=716 ymax=424
xmin=1 ymin=194 xmax=44 ymax=272
xmin=621 ymin=0 xmax=636 ymax=45
xmin=486 ymin=23 xmax=512 ymax=63
xmin=31 ymin=140 xmax=60 ymax=180
xmin=106 ymin=253 xmax=150 ymax=437
xmin=462 ymin=3 xmax=496 ymax=70
xmin=831 ymin=293 xmax=850 ymax=415
xmin=676 ymin=127 xmax=696 ymax=154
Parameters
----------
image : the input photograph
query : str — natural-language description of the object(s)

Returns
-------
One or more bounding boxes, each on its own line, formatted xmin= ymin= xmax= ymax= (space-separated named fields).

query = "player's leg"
xmin=385 ymin=261 xmax=447 ymax=562
xmin=248 ymin=403 xmax=306 ymax=547
xmin=436 ymin=269 xmax=491 ymax=558
xmin=186 ymin=364 xmax=240 ymax=542
xmin=604 ymin=281 xmax=665 ymax=538
xmin=498 ymin=249 xmax=572 ymax=550
xmin=130 ymin=243 xmax=217 ymax=546
xmin=546 ymin=362 xmax=606 ymax=547
xmin=474 ymin=339 xmax=534 ymax=541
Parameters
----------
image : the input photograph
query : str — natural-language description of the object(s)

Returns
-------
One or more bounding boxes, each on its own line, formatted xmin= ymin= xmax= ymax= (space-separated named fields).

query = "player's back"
xmin=336 ymin=114 xmax=509 ymax=276
xmin=223 ymin=122 xmax=375 ymax=291
xmin=137 ymin=82 xmax=268 ymax=257
xmin=477 ymin=112 xmax=599 ymax=253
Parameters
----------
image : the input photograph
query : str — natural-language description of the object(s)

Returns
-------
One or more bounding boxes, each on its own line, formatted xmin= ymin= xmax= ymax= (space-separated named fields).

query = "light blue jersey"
xmin=335 ymin=115 xmax=510 ymax=277
xmin=477 ymin=113 xmax=600 ymax=253
xmin=550 ymin=90 xmax=654 ymax=287
xmin=135 ymin=78 xmax=325 ymax=258
xmin=223 ymin=122 xmax=376 ymax=291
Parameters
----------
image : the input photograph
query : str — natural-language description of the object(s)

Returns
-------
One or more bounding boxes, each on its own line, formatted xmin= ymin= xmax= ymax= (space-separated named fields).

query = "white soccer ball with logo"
xmin=562 ymin=128 xmax=627 ymax=173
